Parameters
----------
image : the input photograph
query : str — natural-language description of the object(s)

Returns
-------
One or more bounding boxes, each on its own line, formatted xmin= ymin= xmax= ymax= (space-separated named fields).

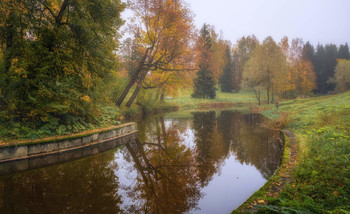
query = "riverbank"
xmin=1 ymin=89 xmax=349 ymax=212
xmin=0 ymin=90 xmax=255 ymax=144
xmin=234 ymin=91 xmax=350 ymax=213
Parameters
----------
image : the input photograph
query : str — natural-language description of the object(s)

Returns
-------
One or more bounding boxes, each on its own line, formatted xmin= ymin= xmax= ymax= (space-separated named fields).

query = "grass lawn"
xmin=164 ymin=88 xmax=257 ymax=109
xmin=237 ymin=91 xmax=350 ymax=213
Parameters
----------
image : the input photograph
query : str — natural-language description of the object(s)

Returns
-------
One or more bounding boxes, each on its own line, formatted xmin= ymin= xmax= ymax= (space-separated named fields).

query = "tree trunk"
xmin=125 ymin=142 xmax=149 ymax=185
xmin=160 ymin=89 xmax=165 ymax=102
xmin=115 ymin=73 xmax=139 ymax=106
xmin=126 ymin=70 xmax=149 ymax=107
xmin=126 ymin=84 xmax=142 ymax=107
xmin=271 ymin=89 xmax=274 ymax=103
xmin=255 ymin=89 xmax=261 ymax=106
xmin=267 ymin=70 xmax=270 ymax=104
xmin=115 ymin=48 xmax=150 ymax=106
xmin=155 ymin=88 xmax=161 ymax=101
xmin=55 ymin=0 xmax=69 ymax=26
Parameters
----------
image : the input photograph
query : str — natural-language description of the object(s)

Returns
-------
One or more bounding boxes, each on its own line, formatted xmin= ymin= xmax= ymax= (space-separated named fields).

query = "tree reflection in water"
xmin=0 ymin=110 xmax=283 ymax=214
xmin=0 ymin=152 xmax=122 ymax=214
xmin=217 ymin=111 xmax=283 ymax=179
xmin=123 ymin=118 xmax=202 ymax=214
xmin=126 ymin=111 xmax=283 ymax=213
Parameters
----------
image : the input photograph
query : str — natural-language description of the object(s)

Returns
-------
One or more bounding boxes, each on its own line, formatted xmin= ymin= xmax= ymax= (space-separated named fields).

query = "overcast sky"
xmin=187 ymin=0 xmax=350 ymax=46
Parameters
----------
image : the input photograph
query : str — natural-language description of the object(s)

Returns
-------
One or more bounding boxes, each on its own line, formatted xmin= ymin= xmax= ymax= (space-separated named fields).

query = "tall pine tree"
xmin=219 ymin=45 xmax=234 ymax=92
xmin=314 ymin=44 xmax=325 ymax=93
xmin=192 ymin=24 xmax=216 ymax=99
xmin=338 ymin=43 xmax=350 ymax=60
xmin=302 ymin=42 xmax=315 ymax=62
xmin=323 ymin=44 xmax=338 ymax=92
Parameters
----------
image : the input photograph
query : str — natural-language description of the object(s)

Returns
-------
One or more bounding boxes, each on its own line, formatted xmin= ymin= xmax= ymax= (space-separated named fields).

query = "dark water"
xmin=0 ymin=110 xmax=283 ymax=214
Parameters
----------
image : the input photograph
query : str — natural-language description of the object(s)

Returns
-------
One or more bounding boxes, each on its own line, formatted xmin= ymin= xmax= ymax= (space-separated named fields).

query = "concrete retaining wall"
xmin=0 ymin=122 xmax=137 ymax=163
xmin=0 ymin=132 xmax=137 ymax=176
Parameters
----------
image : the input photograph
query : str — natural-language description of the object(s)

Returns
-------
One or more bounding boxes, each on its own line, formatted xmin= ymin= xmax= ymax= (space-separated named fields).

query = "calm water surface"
xmin=0 ymin=110 xmax=283 ymax=214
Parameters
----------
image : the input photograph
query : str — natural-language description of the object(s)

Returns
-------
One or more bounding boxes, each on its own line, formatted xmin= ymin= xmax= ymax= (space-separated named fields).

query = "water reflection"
xmin=0 ymin=110 xmax=283 ymax=214
xmin=192 ymin=111 xmax=228 ymax=187
xmin=127 ymin=110 xmax=283 ymax=213
xmin=0 ymin=152 xmax=122 ymax=214
xmin=217 ymin=111 xmax=283 ymax=179
xmin=123 ymin=138 xmax=201 ymax=213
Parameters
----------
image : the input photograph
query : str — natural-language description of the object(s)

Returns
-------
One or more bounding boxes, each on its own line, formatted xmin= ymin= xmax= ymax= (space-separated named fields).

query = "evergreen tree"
xmin=302 ymin=42 xmax=315 ymax=62
xmin=192 ymin=24 xmax=216 ymax=99
xmin=219 ymin=45 xmax=234 ymax=92
xmin=314 ymin=44 xmax=326 ymax=93
xmin=232 ymin=51 xmax=240 ymax=90
xmin=323 ymin=44 xmax=338 ymax=92
xmin=338 ymin=43 xmax=350 ymax=60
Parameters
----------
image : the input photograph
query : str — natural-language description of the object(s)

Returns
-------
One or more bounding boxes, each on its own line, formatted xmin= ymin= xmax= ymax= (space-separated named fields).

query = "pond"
xmin=0 ymin=109 xmax=283 ymax=214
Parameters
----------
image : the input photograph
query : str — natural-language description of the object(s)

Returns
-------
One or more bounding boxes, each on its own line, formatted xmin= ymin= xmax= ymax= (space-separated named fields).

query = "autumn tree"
xmin=329 ymin=60 xmax=350 ymax=92
xmin=281 ymin=38 xmax=317 ymax=97
xmin=235 ymin=35 xmax=259 ymax=90
xmin=243 ymin=37 xmax=287 ymax=104
xmin=295 ymin=60 xmax=317 ymax=96
xmin=219 ymin=44 xmax=234 ymax=92
xmin=210 ymin=28 xmax=227 ymax=82
xmin=116 ymin=0 xmax=194 ymax=107
xmin=192 ymin=24 xmax=216 ymax=99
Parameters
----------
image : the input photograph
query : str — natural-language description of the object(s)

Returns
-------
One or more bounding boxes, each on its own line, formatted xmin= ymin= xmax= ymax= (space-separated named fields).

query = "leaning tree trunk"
xmin=115 ymin=49 xmax=150 ymax=106
xmin=126 ymin=70 xmax=148 ymax=107
xmin=115 ymin=73 xmax=139 ymax=106
xmin=126 ymin=84 xmax=142 ymax=107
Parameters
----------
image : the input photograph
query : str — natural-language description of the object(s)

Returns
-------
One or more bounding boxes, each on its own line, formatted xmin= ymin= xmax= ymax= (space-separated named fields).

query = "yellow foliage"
xmin=81 ymin=95 xmax=91 ymax=103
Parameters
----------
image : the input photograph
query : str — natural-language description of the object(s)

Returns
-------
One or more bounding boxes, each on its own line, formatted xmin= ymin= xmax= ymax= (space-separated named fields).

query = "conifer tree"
xmin=192 ymin=24 xmax=216 ymax=99
xmin=302 ymin=42 xmax=315 ymax=62
xmin=219 ymin=45 xmax=234 ymax=92
xmin=338 ymin=43 xmax=350 ymax=60
xmin=314 ymin=44 xmax=326 ymax=93
xmin=323 ymin=44 xmax=338 ymax=92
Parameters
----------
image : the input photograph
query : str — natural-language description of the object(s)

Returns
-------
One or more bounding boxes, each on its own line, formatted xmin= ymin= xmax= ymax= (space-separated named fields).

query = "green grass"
xmin=164 ymin=88 xmax=257 ymax=109
xmin=252 ymin=92 xmax=350 ymax=213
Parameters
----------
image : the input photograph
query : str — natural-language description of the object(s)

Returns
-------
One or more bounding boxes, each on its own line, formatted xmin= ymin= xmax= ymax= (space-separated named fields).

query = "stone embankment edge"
xmin=0 ymin=122 xmax=137 ymax=163
xmin=232 ymin=129 xmax=298 ymax=213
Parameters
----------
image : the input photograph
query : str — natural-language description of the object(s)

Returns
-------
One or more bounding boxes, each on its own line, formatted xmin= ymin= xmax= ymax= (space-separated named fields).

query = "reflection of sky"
xmin=193 ymin=156 xmax=266 ymax=214
xmin=114 ymin=149 xmax=140 ymax=211
xmin=165 ymin=119 xmax=267 ymax=213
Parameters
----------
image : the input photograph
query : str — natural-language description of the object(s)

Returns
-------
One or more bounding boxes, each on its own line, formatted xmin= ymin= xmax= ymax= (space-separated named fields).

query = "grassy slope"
xmin=249 ymin=92 xmax=350 ymax=213
xmin=164 ymin=89 xmax=257 ymax=109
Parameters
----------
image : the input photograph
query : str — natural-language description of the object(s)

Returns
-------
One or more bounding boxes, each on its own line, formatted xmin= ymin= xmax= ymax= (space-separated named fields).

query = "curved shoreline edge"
xmin=233 ymin=129 xmax=298 ymax=213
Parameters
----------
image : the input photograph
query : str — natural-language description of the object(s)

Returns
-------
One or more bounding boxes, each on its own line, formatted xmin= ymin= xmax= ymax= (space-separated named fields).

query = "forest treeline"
xmin=0 ymin=0 xmax=349 ymax=138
